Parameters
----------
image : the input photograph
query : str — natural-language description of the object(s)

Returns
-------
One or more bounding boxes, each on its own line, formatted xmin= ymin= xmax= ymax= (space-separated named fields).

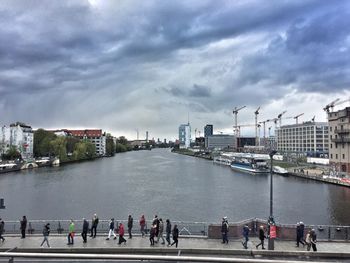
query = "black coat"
xmin=20 ymin=219 xmax=27 ymax=230
xmin=83 ymin=220 xmax=89 ymax=232
xmin=172 ymin=227 xmax=179 ymax=239
xmin=166 ymin=223 xmax=172 ymax=234
xmin=221 ymin=221 xmax=228 ymax=233
xmin=259 ymin=229 xmax=265 ymax=240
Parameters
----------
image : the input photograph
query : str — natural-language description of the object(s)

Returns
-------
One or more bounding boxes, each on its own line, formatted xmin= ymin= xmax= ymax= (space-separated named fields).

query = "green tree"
xmin=72 ymin=141 xmax=96 ymax=160
xmin=33 ymin=129 xmax=56 ymax=157
xmin=85 ymin=141 xmax=96 ymax=159
xmin=2 ymin=146 xmax=21 ymax=160
xmin=106 ymin=137 xmax=115 ymax=156
xmin=50 ymin=136 xmax=68 ymax=162
xmin=115 ymin=143 xmax=127 ymax=153
xmin=117 ymin=136 xmax=128 ymax=145
xmin=66 ymin=136 xmax=80 ymax=154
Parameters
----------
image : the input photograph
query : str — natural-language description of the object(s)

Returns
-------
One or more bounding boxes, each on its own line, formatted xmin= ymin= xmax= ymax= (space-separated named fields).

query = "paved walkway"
xmin=0 ymin=235 xmax=349 ymax=253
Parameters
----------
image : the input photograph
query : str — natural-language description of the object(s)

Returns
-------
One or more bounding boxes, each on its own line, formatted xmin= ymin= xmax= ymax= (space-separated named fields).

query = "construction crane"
xmin=232 ymin=106 xmax=246 ymax=137
xmin=277 ymin=111 xmax=287 ymax=127
xmin=294 ymin=113 xmax=304 ymax=124
xmin=254 ymin=106 xmax=261 ymax=146
xmin=323 ymin=98 xmax=340 ymax=113
xmin=259 ymin=119 xmax=270 ymax=139
xmin=311 ymin=116 xmax=315 ymax=122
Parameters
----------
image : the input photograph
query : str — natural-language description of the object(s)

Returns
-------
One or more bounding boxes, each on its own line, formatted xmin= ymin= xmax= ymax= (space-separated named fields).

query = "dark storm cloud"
xmin=0 ymin=0 xmax=349 ymax=138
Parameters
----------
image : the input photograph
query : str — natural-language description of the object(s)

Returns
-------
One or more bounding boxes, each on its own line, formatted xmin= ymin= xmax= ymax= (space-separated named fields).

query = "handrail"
xmin=0 ymin=252 xmax=333 ymax=263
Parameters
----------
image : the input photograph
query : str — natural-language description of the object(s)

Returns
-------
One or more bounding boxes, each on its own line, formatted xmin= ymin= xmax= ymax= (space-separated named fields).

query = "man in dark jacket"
xmin=90 ymin=214 xmax=99 ymax=238
xmin=242 ymin=225 xmax=250 ymax=249
xmin=20 ymin=216 xmax=27 ymax=239
xmin=165 ymin=219 xmax=171 ymax=246
xmin=0 ymin=219 xmax=5 ymax=242
xmin=256 ymin=226 xmax=266 ymax=249
xmin=127 ymin=215 xmax=133 ymax=239
xmin=221 ymin=217 xmax=229 ymax=244
xmin=81 ymin=218 xmax=89 ymax=243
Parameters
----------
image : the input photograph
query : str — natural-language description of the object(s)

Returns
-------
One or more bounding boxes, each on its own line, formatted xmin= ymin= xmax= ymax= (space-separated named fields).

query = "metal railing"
xmin=1 ymin=219 xmax=209 ymax=236
xmin=0 ymin=252 xmax=338 ymax=263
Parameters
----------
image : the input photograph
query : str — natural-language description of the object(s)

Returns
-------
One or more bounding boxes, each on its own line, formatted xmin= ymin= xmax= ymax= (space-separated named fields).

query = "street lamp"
xmin=268 ymin=150 xmax=277 ymax=250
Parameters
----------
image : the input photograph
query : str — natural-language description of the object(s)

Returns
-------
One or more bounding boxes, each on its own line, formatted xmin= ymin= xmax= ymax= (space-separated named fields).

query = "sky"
xmin=0 ymin=0 xmax=350 ymax=141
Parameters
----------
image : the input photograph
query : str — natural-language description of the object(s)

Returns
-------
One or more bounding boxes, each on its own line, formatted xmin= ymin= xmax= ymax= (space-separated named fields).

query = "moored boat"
xmin=273 ymin=166 xmax=289 ymax=176
xmin=230 ymin=154 xmax=269 ymax=174
xmin=0 ymin=162 xmax=21 ymax=174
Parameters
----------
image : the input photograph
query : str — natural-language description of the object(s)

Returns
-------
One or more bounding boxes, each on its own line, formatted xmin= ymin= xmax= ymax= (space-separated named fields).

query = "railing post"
xmin=328 ymin=226 xmax=331 ymax=241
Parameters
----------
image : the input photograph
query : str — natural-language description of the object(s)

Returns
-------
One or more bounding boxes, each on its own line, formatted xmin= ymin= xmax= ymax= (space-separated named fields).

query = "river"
xmin=0 ymin=148 xmax=350 ymax=225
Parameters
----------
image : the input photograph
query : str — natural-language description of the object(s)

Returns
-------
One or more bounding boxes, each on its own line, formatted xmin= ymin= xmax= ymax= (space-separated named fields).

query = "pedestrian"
xmin=296 ymin=222 xmax=301 ymax=247
xmin=221 ymin=217 xmax=229 ymax=244
xmin=256 ymin=226 xmax=266 ymax=249
xmin=140 ymin=214 xmax=146 ymax=237
xmin=299 ymin=222 xmax=305 ymax=246
xmin=127 ymin=215 xmax=133 ymax=239
xmin=165 ymin=219 xmax=171 ymax=246
xmin=157 ymin=218 xmax=165 ymax=245
xmin=0 ymin=218 xmax=5 ymax=242
xmin=242 ymin=225 xmax=250 ymax=249
xmin=81 ymin=218 xmax=89 ymax=243
xmin=40 ymin=223 xmax=50 ymax=248
xmin=305 ymin=230 xmax=312 ymax=251
xmin=106 ymin=218 xmax=117 ymax=240
xmin=310 ymin=229 xmax=317 ymax=252
xmin=67 ymin=219 xmax=75 ymax=245
xmin=90 ymin=214 xmax=99 ymax=238
xmin=20 ymin=216 xmax=27 ymax=239
xmin=153 ymin=215 xmax=160 ymax=239
xmin=118 ymin=223 xmax=127 ymax=245
xmin=171 ymin=224 xmax=179 ymax=248
xmin=149 ymin=224 xmax=156 ymax=246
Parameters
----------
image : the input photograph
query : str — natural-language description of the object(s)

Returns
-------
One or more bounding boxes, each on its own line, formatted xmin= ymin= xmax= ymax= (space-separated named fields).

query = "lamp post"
xmin=268 ymin=150 xmax=277 ymax=250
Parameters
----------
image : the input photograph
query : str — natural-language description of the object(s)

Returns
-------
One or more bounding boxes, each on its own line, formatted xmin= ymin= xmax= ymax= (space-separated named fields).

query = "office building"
xmin=205 ymin=134 xmax=236 ymax=150
xmin=204 ymin=124 xmax=213 ymax=137
xmin=276 ymin=122 xmax=329 ymax=156
xmin=179 ymin=123 xmax=191 ymax=148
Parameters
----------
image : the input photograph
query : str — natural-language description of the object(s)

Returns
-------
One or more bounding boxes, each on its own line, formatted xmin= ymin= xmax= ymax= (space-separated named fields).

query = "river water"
xmin=0 ymin=148 xmax=350 ymax=225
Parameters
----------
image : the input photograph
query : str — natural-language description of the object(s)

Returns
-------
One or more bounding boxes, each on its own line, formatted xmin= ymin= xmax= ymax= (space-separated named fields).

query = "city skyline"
xmin=1 ymin=1 xmax=350 ymax=140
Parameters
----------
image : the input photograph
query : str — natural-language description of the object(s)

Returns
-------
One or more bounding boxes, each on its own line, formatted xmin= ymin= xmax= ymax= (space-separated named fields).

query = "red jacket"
xmin=140 ymin=217 xmax=146 ymax=226
xmin=119 ymin=224 xmax=125 ymax=236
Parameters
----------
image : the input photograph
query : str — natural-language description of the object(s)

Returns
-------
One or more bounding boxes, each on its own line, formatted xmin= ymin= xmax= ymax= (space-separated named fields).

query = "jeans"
xmin=166 ymin=232 xmax=171 ymax=245
xmin=40 ymin=236 xmax=50 ymax=247
xmin=157 ymin=232 xmax=165 ymax=243
xmin=81 ymin=231 xmax=87 ymax=243
xmin=68 ymin=233 xmax=74 ymax=244
xmin=222 ymin=232 xmax=228 ymax=243
xmin=118 ymin=235 xmax=126 ymax=244
xmin=90 ymin=226 xmax=97 ymax=237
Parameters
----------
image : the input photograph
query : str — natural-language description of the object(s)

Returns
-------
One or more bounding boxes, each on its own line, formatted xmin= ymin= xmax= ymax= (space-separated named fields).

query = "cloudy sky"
xmin=1 ymin=0 xmax=350 ymax=140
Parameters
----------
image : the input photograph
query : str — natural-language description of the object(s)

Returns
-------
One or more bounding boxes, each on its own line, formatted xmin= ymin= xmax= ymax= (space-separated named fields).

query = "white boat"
xmin=230 ymin=154 xmax=269 ymax=174
xmin=0 ymin=163 xmax=21 ymax=174
xmin=273 ymin=166 xmax=289 ymax=176
xmin=213 ymin=155 xmax=232 ymax=166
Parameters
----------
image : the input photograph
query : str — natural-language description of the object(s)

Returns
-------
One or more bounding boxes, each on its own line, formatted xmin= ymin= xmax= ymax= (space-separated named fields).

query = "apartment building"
xmin=0 ymin=122 xmax=34 ymax=160
xmin=328 ymin=107 xmax=350 ymax=174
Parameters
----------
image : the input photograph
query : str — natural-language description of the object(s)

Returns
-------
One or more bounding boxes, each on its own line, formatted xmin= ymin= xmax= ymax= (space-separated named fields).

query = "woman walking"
xmin=157 ymin=218 xmax=165 ymax=245
xmin=140 ymin=215 xmax=146 ymax=237
xmin=165 ymin=219 xmax=171 ymax=246
xmin=149 ymin=225 xmax=156 ymax=246
xmin=40 ymin=223 xmax=50 ymax=248
xmin=118 ymin=223 xmax=127 ymax=245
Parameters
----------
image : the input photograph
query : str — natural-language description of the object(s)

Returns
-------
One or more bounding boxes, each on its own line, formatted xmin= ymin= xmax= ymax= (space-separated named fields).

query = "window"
xmin=343 ymin=154 xmax=345 ymax=159
xmin=331 ymin=154 xmax=333 ymax=158
xmin=336 ymin=154 xmax=338 ymax=159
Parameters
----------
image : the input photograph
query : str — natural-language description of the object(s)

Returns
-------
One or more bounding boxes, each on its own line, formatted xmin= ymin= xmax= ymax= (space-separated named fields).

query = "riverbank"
xmin=171 ymin=148 xmax=212 ymax=160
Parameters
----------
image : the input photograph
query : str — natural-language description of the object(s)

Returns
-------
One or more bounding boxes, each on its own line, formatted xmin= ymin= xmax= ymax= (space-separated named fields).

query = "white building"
xmin=179 ymin=123 xmax=191 ymax=148
xmin=0 ymin=122 xmax=34 ymax=160
xmin=276 ymin=122 xmax=329 ymax=156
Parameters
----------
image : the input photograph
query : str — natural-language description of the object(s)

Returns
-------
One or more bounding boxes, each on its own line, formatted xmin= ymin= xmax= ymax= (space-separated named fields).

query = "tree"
xmin=66 ymin=136 xmax=80 ymax=154
xmin=106 ymin=137 xmax=115 ymax=156
xmin=115 ymin=143 xmax=127 ymax=153
xmin=33 ymin=129 xmax=56 ymax=157
xmin=117 ymin=136 xmax=128 ymax=145
xmin=50 ymin=136 xmax=68 ymax=162
xmin=2 ymin=146 xmax=21 ymax=160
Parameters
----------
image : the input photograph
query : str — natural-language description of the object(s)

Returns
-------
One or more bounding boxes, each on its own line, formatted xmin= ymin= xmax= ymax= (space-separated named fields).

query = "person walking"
xmin=140 ymin=215 xmax=146 ymax=237
xmin=127 ymin=215 xmax=133 ymax=239
xmin=0 ymin=218 xmax=5 ymax=242
xmin=165 ymin=219 xmax=172 ymax=246
xmin=299 ymin=222 xmax=306 ymax=246
xmin=310 ymin=229 xmax=317 ymax=252
xmin=106 ymin=218 xmax=117 ymax=240
xmin=221 ymin=217 xmax=229 ymax=244
xmin=296 ymin=222 xmax=301 ymax=247
xmin=153 ymin=215 xmax=160 ymax=239
xmin=256 ymin=226 xmax=266 ymax=249
xmin=67 ymin=219 xmax=75 ymax=245
xmin=90 ymin=214 xmax=99 ymax=238
xmin=81 ymin=218 xmax=89 ymax=243
xmin=171 ymin=224 xmax=179 ymax=248
xmin=118 ymin=223 xmax=127 ymax=245
xmin=40 ymin=223 xmax=50 ymax=248
xmin=305 ymin=230 xmax=312 ymax=251
xmin=242 ymin=225 xmax=250 ymax=249
xmin=20 ymin=216 xmax=27 ymax=239
xmin=157 ymin=218 xmax=165 ymax=245
xmin=149 ymin=224 xmax=156 ymax=246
